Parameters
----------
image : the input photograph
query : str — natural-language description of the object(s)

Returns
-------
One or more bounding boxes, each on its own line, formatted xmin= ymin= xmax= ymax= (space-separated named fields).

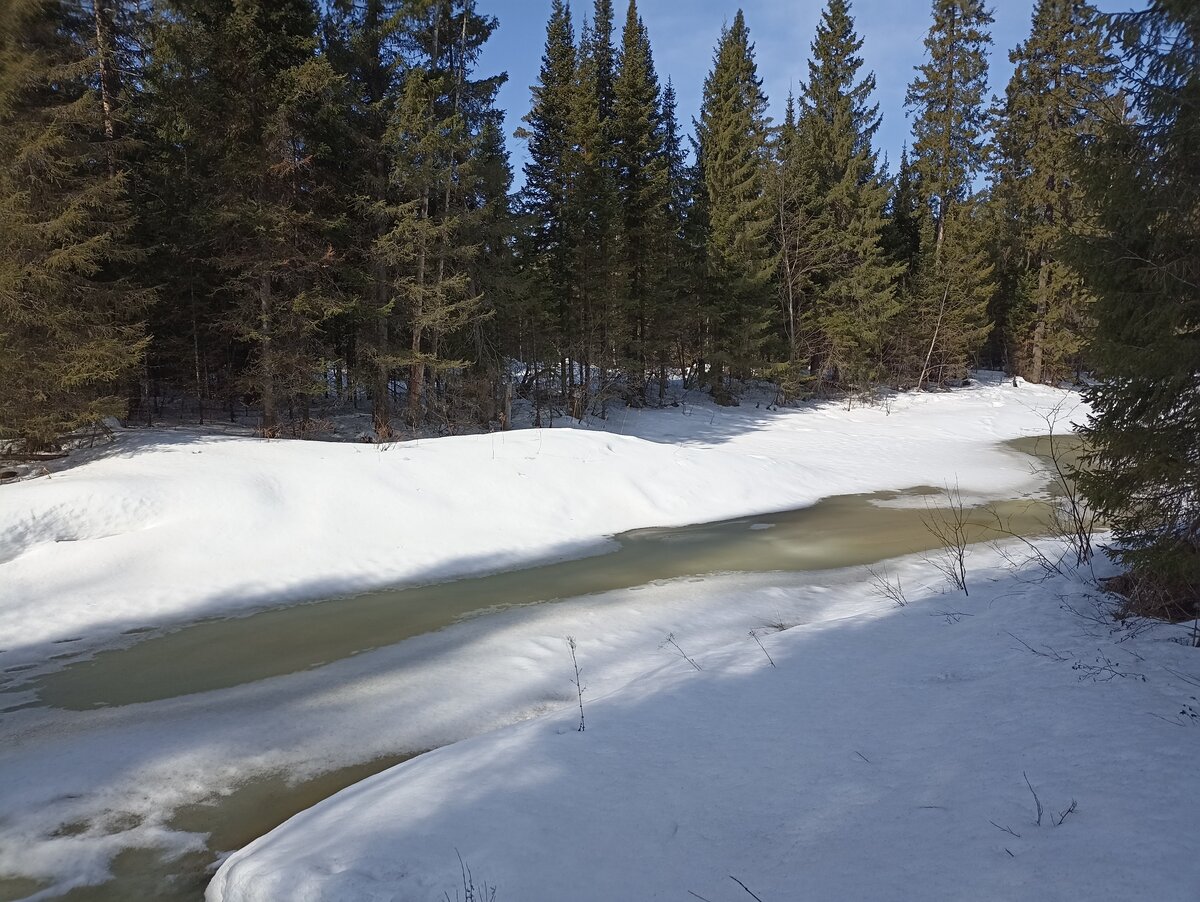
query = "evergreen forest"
xmin=1 ymin=0 xmax=1197 ymax=610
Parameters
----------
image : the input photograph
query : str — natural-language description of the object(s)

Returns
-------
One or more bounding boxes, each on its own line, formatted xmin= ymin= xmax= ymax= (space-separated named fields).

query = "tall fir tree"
xmin=567 ymin=0 xmax=621 ymax=411
xmin=656 ymin=76 xmax=693 ymax=400
xmin=794 ymin=0 xmax=901 ymax=389
xmin=145 ymin=0 xmax=347 ymax=434
xmin=1070 ymin=1 xmax=1200 ymax=616
xmin=613 ymin=0 xmax=672 ymax=402
xmin=909 ymin=201 xmax=994 ymax=387
xmin=993 ymin=0 xmax=1116 ymax=384
xmin=772 ymin=91 xmax=831 ymax=385
xmin=516 ymin=0 xmax=575 ymax=419
xmin=902 ymin=0 xmax=996 ymax=387
xmin=905 ymin=0 xmax=994 ymax=253
xmin=0 ymin=0 xmax=152 ymax=450
xmin=697 ymin=9 xmax=775 ymax=398
xmin=322 ymin=0 xmax=409 ymax=434
xmin=379 ymin=0 xmax=504 ymax=427
xmin=882 ymin=145 xmax=923 ymax=282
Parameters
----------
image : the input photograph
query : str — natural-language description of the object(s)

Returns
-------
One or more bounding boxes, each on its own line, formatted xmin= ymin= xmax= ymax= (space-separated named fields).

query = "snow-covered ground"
xmin=1 ymin=373 xmax=1072 ymax=667
xmin=5 ymin=374 xmax=1195 ymax=901
xmin=208 ymin=547 xmax=1200 ymax=902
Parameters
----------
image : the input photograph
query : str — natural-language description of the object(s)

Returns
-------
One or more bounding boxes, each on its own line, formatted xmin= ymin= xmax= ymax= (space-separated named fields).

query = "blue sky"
xmin=479 ymin=0 xmax=1041 ymax=185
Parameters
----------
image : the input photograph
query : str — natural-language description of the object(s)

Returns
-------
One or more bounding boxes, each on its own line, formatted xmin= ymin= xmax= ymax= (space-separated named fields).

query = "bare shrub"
xmin=922 ymin=482 xmax=971 ymax=595
xmin=661 ymin=633 xmax=702 ymax=671
xmin=566 ymin=636 xmax=585 ymax=732
xmin=444 ymin=851 xmax=496 ymax=902
xmin=867 ymin=566 xmax=909 ymax=607
xmin=748 ymin=630 xmax=776 ymax=668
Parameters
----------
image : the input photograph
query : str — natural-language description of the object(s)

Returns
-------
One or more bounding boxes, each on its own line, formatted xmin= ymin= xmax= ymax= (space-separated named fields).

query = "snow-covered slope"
xmin=207 ymin=547 xmax=1200 ymax=902
xmin=0 ymin=374 xmax=1075 ymax=665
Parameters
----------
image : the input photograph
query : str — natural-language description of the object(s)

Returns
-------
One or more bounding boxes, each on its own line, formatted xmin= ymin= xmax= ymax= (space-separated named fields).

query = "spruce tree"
xmin=143 ymin=0 xmax=346 ymax=434
xmin=568 ymin=1 xmax=621 ymax=411
xmin=516 ymin=0 xmax=575 ymax=417
xmin=322 ymin=0 xmax=410 ymax=434
xmin=993 ymin=0 xmax=1116 ymax=384
xmin=613 ymin=0 xmax=671 ymax=402
xmin=902 ymin=0 xmax=996 ymax=387
xmin=656 ymin=77 xmax=693 ymax=400
xmin=772 ymin=91 xmax=832 ymax=385
xmin=909 ymin=202 xmax=994 ymax=387
xmin=379 ymin=0 xmax=503 ymax=427
xmin=0 ymin=0 xmax=152 ymax=450
xmin=1070 ymin=1 xmax=1200 ymax=615
xmin=883 ymin=145 xmax=923 ymax=283
xmin=467 ymin=113 xmax=519 ymax=423
xmin=905 ymin=0 xmax=993 ymax=254
xmin=697 ymin=9 xmax=775 ymax=398
xmin=795 ymin=0 xmax=901 ymax=389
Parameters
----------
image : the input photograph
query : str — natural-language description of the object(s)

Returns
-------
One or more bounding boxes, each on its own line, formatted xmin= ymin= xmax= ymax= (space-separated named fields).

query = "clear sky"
xmin=478 ymin=0 xmax=1041 ymax=186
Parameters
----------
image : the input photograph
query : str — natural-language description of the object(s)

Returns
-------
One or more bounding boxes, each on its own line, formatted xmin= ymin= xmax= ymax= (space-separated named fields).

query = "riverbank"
xmin=0 ymin=373 xmax=1147 ymax=900
xmin=0 ymin=373 xmax=1076 ymax=670
xmin=208 ymin=544 xmax=1200 ymax=902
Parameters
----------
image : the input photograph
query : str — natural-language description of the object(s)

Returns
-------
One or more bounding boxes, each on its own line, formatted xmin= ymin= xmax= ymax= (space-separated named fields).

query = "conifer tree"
xmin=883 ymin=146 xmax=923 ymax=282
xmin=1070 ymin=1 xmax=1200 ymax=615
xmin=697 ymin=9 xmax=775 ymax=398
xmin=144 ymin=0 xmax=346 ymax=434
xmin=657 ymin=77 xmax=693 ymax=399
xmin=467 ymin=113 xmax=518 ymax=421
xmin=772 ymin=92 xmax=831 ymax=384
xmin=902 ymin=0 xmax=996 ymax=387
xmin=568 ymin=0 xmax=621 ymax=410
xmin=0 ymin=0 xmax=152 ymax=450
xmin=613 ymin=0 xmax=671 ymax=402
xmin=379 ymin=0 xmax=503 ymax=427
xmin=322 ymin=0 xmax=410 ymax=434
xmin=993 ymin=0 xmax=1116 ymax=384
xmin=905 ymin=0 xmax=993 ymax=254
xmin=794 ymin=0 xmax=901 ymax=389
xmin=908 ymin=202 xmax=994 ymax=387
xmin=516 ymin=0 xmax=576 ymax=414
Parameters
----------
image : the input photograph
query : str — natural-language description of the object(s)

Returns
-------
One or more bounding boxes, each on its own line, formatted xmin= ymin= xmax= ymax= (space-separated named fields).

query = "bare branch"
xmin=1024 ymin=771 xmax=1044 ymax=827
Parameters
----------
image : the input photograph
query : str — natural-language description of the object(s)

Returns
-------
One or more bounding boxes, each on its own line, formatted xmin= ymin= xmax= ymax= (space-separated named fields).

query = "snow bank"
xmin=208 ymin=548 xmax=1200 ymax=902
xmin=0 ymin=374 xmax=1078 ymax=665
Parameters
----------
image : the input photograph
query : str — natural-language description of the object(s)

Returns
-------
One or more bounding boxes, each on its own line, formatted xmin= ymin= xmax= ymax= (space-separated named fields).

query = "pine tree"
xmin=697 ymin=9 xmax=775 ymax=399
xmin=379 ymin=0 xmax=503 ymax=427
xmin=905 ymin=0 xmax=993 ymax=254
xmin=466 ymin=113 xmax=518 ymax=424
xmin=908 ymin=202 xmax=994 ymax=387
xmin=1070 ymin=1 xmax=1200 ymax=616
xmin=568 ymin=0 xmax=622 ymax=412
xmin=322 ymin=0 xmax=410 ymax=434
xmin=772 ymin=92 xmax=831 ymax=386
xmin=658 ymin=77 xmax=697 ymax=398
xmin=902 ymin=0 xmax=996 ymax=387
xmin=143 ymin=0 xmax=346 ymax=434
xmin=993 ymin=0 xmax=1116 ymax=384
xmin=516 ymin=0 xmax=575 ymax=419
xmin=794 ymin=0 xmax=901 ymax=389
xmin=137 ymin=0 xmax=228 ymax=421
xmin=0 ymin=0 xmax=152 ymax=450
xmin=613 ymin=0 xmax=671 ymax=403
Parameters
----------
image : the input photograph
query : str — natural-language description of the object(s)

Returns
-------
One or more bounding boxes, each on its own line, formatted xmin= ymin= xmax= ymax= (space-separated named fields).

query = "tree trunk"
xmin=1030 ymin=258 xmax=1049 ymax=385
xmin=260 ymin=274 xmax=276 ymax=433
xmin=92 ymin=0 xmax=122 ymax=152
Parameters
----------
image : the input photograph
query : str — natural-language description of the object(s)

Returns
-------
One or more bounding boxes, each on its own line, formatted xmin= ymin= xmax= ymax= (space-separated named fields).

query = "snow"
xmin=1 ymin=373 xmax=1072 ymax=666
xmin=7 ymin=373 xmax=1195 ymax=900
xmin=207 ymin=547 xmax=1200 ymax=902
